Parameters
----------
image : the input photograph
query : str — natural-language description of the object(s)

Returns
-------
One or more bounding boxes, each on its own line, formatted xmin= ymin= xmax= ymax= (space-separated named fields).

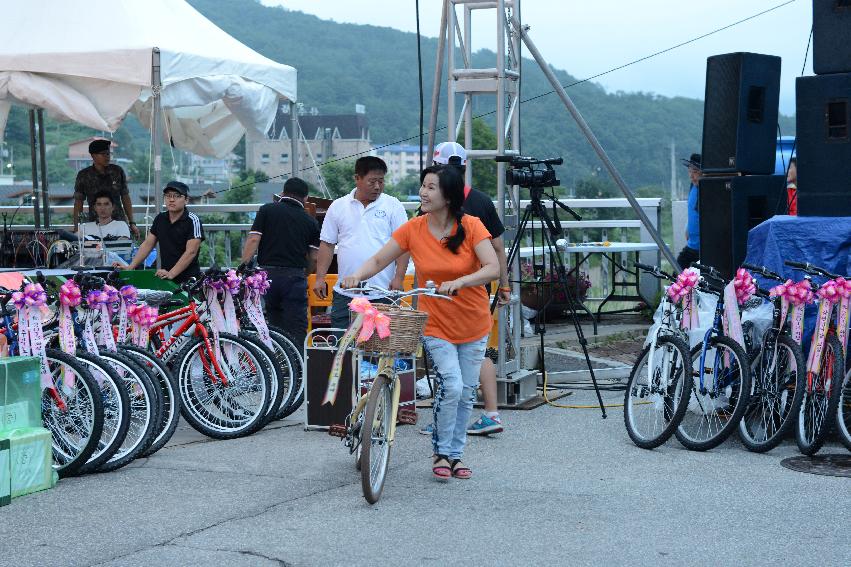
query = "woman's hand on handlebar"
xmin=438 ymin=279 xmax=462 ymax=296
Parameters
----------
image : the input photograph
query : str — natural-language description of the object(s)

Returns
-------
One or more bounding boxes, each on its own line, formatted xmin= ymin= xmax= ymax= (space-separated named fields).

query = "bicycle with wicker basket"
xmin=327 ymin=281 xmax=450 ymax=504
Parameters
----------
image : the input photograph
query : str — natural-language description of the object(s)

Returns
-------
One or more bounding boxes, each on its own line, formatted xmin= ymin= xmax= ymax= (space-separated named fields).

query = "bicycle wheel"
xmin=623 ymin=335 xmax=693 ymax=449
xmin=268 ymin=326 xmax=304 ymax=417
xmin=676 ymin=336 xmax=752 ymax=451
xmin=838 ymin=369 xmax=851 ymax=451
xmin=175 ymin=333 xmax=272 ymax=439
xmin=238 ymin=332 xmax=286 ymax=428
xmin=360 ymin=373 xmax=393 ymax=504
xmin=98 ymin=350 xmax=162 ymax=472
xmin=42 ymin=349 xmax=104 ymax=478
xmin=119 ymin=344 xmax=181 ymax=457
xmin=796 ymin=334 xmax=844 ymax=455
xmin=739 ymin=333 xmax=805 ymax=453
xmin=73 ymin=351 xmax=131 ymax=474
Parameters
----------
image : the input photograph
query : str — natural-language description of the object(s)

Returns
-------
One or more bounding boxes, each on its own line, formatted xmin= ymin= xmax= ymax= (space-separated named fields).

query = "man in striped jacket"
xmin=121 ymin=181 xmax=205 ymax=283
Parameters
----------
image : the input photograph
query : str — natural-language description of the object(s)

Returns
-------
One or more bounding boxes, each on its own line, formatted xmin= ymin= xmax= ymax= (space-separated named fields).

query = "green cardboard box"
xmin=0 ymin=438 xmax=10 ymax=507
xmin=0 ymin=357 xmax=42 ymax=433
xmin=8 ymin=427 xmax=56 ymax=499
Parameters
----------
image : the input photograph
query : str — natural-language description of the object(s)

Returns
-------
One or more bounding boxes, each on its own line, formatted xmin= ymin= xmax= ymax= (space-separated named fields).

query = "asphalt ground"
xmin=1 ymin=389 xmax=848 ymax=567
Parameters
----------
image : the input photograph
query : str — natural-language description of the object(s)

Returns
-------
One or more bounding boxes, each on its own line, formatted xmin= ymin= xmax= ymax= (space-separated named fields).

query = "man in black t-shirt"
xmin=240 ymin=177 xmax=320 ymax=345
xmin=120 ymin=181 xmax=204 ymax=283
xmin=422 ymin=142 xmax=510 ymax=436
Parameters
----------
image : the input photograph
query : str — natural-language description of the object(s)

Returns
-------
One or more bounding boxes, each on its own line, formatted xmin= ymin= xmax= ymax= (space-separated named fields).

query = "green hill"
xmin=189 ymin=0 xmax=794 ymax=193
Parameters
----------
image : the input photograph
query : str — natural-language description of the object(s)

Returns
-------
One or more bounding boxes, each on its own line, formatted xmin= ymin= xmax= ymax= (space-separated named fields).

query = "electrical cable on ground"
xmin=541 ymin=370 xmax=625 ymax=409
xmin=200 ymin=0 xmax=797 ymax=197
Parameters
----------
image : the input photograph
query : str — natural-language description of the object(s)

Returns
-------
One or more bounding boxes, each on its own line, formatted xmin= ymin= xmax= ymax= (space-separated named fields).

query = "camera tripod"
xmin=503 ymin=187 xmax=607 ymax=417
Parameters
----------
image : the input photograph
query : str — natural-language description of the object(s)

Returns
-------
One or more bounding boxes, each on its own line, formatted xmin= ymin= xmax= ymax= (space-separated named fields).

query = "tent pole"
xmin=28 ymin=110 xmax=41 ymax=230
xmin=152 ymin=48 xmax=162 ymax=269
xmin=426 ymin=0 xmax=447 ymax=162
xmin=37 ymin=109 xmax=50 ymax=228
xmin=290 ymin=101 xmax=298 ymax=182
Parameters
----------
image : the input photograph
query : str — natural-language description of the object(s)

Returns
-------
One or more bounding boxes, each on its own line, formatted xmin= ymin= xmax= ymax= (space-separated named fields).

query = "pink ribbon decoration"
xmin=833 ymin=277 xmax=851 ymax=352
xmin=732 ymin=268 xmax=756 ymax=305
xmin=205 ymin=287 xmax=227 ymax=364
xmin=666 ymin=268 xmax=699 ymax=329
xmin=116 ymin=285 xmax=137 ymax=343
xmin=58 ymin=280 xmax=82 ymax=361
xmin=129 ymin=304 xmax=158 ymax=348
xmin=244 ymin=271 xmax=270 ymax=294
xmin=722 ymin=280 xmax=745 ymax=351
xmin=224 ymin=269 xmax=241 ymax=295
xmin=349 ymin=297 xmax=391 ymax=343
xmin=13 ymin=283 xmax=53 ymax=391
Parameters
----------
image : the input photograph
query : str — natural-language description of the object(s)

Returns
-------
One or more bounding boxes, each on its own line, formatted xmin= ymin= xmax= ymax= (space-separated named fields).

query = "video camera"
xmin=495 ymin=155 xmax=562 ymax=189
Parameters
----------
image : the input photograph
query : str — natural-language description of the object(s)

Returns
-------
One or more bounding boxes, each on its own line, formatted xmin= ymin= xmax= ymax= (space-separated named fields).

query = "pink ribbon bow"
xmin=817 ymin=279 xmax=843 ymax=304
xmin=244 ymin=271 xmax=270 ymax=294
xmin=666 ymin=268 xmax=699 ymax=303
xmin=59 ymin=280 xmax=82 ymax=307
xmin=12 ymin=283 xmax=47 ymax=308
xmin=349 ymin=297 xmax=391 ymax=343
xmin=86 ymin=289 xmax=110 ymax=308
xmin=732 ymin=268 xmax=756 ymax=305
xmin=120 ymin=285 xmax=138 ymax=304
xmin=224 ymin=269 xmax=241 ymax=295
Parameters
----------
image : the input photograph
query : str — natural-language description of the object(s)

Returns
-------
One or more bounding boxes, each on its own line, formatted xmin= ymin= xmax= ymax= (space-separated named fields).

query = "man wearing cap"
xmin=676 ymin=153 xmax=702 ymax=269
xmin=313 ymin=156 xmax=409 ymax=330
xmin=422 ymin=141 xmax=510 ymax=436
xmin=240 ymin=177 xmax=320 ymax=346
xmin=73 ymin=139 xmax=140 ymax=239
xmin=120 ymin=181 xmax=203 ymax=283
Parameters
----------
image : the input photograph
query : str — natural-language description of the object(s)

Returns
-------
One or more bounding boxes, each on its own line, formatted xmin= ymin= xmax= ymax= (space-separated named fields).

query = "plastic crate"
xmin=118 ymin=269 xmax=189 ymax=307
xmin=0 ymin=357 xmax=41 ymax=434
xmin=6 ymin=427 xmax=56 ymax=498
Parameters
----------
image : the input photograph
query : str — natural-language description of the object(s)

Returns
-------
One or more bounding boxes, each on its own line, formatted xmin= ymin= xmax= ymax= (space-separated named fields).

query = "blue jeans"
xmin=422 ymin=335 xmax=488 ymax=460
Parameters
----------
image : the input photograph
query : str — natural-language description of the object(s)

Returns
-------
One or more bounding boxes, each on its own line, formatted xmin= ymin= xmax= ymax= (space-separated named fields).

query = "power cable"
xmin=209 ymin=0 xmax=799 ymax=196
xmin=416 ymin=0 xmax=424 ymax=174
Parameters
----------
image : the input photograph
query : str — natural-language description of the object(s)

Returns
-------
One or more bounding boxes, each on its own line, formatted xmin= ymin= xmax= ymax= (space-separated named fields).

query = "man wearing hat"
xmin=677 ymin=153 xmax=702 ymax=269
xmin=73 ymin=139 xmax=140 ymax=239
xmin=240 ymin=177 xmax=320 ymax=346
xmin=120 ymin=181 xmax=203 ymax=283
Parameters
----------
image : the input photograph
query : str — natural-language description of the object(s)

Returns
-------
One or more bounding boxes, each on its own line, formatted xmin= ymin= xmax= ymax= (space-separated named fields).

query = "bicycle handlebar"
xmin=740 ymin=262 xmax=783 ymax=282
xmin=691 ymin=262 xmax=722 ymax=279
xmin=784 ymin=260 xmax=841 ymax=279
xmin=634 ymin=261 xmax=675 ymax=282
xmin=334 ymin=282 xmax=454 ymax=301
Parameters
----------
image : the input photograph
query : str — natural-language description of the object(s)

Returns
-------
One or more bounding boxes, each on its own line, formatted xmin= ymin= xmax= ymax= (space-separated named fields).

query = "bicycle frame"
xmin=697 ymin=289 xmax=735 ymax=396
xmin=349 ymin=356 xmax=402 ymax=447
xmin=149 ymin=301 xmax=230 ymax=386
xmin=805 ymin=297 xmax=840 ymax=393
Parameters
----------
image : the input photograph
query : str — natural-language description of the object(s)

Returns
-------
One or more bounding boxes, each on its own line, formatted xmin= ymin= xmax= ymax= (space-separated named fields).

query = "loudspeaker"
xmin=795 ymin=73 xmax=851 ymax=217
xmin=813 ymin=0 xmax=851 ymax=75
xmin=698 ymin=175 xmax=785 ymax=279
xmin=701 ymin=52 xmax=781 ymax=174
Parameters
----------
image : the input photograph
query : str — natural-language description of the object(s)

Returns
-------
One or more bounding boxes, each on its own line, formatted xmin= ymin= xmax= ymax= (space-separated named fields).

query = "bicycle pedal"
xmin=328 ymin=424 xmax=348 ymax=438
xmin=397 ymin=409 xmax=417 ymax=425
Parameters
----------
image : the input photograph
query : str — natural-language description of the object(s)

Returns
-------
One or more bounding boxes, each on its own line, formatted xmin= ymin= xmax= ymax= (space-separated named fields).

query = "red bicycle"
xmin=145 ymin=277 xmax=272 ymax=439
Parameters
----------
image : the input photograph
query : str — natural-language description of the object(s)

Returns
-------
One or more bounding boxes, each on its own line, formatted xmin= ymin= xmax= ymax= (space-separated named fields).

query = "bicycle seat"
xmin=135 ymin=289 xmax=175 ymax=307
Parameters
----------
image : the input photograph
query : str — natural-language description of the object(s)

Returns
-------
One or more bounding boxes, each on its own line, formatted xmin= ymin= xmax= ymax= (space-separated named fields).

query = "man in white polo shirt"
xmin=313 ymin=156 xmax=409 ymax=329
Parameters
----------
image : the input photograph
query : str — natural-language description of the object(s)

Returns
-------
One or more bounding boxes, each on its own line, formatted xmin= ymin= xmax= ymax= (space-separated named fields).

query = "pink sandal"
xmin=451 ymin=459 xmax=472 ymax=479
xmin=432 ymin=455 xmax=451 ymax=480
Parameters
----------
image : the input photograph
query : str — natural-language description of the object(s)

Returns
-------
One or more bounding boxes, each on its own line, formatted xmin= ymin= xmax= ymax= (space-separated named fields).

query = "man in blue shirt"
xmin=676 ymin=153 xmax=702 ymax=269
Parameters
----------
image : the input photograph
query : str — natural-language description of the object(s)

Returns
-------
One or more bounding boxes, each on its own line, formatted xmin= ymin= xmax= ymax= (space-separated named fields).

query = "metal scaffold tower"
xmin=427 ymin=0 xmax=529 ymax=391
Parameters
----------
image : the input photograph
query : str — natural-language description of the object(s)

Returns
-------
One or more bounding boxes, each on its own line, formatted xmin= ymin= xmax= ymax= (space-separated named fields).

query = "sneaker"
xmin=467 ymin=414 xmax=503 ymax=435
xmin=418 ymin=423 xmax=433 ymax=435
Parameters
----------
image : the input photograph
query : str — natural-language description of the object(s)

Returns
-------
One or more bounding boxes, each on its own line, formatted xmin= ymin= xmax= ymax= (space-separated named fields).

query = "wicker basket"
xmin=352 ymin=304 xmax=428 ymax=354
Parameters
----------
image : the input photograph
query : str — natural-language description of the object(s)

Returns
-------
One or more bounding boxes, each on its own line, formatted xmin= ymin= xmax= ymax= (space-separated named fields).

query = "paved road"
xmin=1 ymin=390 xmax=848 ymax=567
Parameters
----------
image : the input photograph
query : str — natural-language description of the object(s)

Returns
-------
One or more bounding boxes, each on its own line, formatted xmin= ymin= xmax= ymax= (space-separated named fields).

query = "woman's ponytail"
xmin=438 ymin=166 xmax=467 ymax=254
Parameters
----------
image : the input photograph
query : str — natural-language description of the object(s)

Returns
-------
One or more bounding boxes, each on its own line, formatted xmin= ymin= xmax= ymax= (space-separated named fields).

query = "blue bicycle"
xmin=675 ymin=264 xmax=753 ymax=451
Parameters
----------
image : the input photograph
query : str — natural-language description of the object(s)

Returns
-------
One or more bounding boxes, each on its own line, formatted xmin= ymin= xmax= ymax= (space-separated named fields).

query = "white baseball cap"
xmin=433 ymin=142 xmax=467 ymax=166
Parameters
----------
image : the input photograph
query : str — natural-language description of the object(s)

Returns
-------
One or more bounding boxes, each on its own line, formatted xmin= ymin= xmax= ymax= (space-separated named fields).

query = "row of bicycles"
xmin=625 ymin=260 xmax=850 ymax=455
xmin=5 ymin=262 xmax=303 ymax=478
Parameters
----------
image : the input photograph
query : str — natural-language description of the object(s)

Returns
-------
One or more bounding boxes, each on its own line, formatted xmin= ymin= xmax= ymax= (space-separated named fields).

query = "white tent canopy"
xmin=0 ymin=0 xmax=296 ymax=157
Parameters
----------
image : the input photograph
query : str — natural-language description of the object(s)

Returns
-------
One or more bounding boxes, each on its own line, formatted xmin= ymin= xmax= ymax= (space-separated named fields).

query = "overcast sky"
xmin=260 ymin=0 xmax=812 ymax=115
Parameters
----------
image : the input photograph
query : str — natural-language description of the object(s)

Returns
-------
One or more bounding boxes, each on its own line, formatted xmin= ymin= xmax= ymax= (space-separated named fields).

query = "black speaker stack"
xmin=699 ymin=52 xmax=784 ymax=278
xmin=796 ymin=0 xmax=851 ymax=217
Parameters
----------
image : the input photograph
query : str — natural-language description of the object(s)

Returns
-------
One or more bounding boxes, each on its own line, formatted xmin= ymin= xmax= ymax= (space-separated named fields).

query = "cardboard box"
xmin=0 ymin=357 xmax=42 ymax=434
xmin=0 ymin=438 xmax=10 ymax=507
xmin=7 ymin=427 xmax=56 ymax=498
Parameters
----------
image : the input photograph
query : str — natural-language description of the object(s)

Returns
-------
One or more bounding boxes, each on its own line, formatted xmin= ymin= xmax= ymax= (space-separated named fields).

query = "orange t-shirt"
xmin=393 ymin=214 xmax=492 ymax=343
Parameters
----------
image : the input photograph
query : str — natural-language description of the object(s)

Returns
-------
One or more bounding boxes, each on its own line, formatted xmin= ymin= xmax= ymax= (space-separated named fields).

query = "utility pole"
xmin=670 ymin=139 xmax=677 ymax=201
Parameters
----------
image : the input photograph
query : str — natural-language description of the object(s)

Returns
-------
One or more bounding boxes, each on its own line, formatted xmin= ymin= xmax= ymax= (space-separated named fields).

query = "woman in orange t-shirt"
xmin=341 ymin=165 xmax=499 ymax=481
